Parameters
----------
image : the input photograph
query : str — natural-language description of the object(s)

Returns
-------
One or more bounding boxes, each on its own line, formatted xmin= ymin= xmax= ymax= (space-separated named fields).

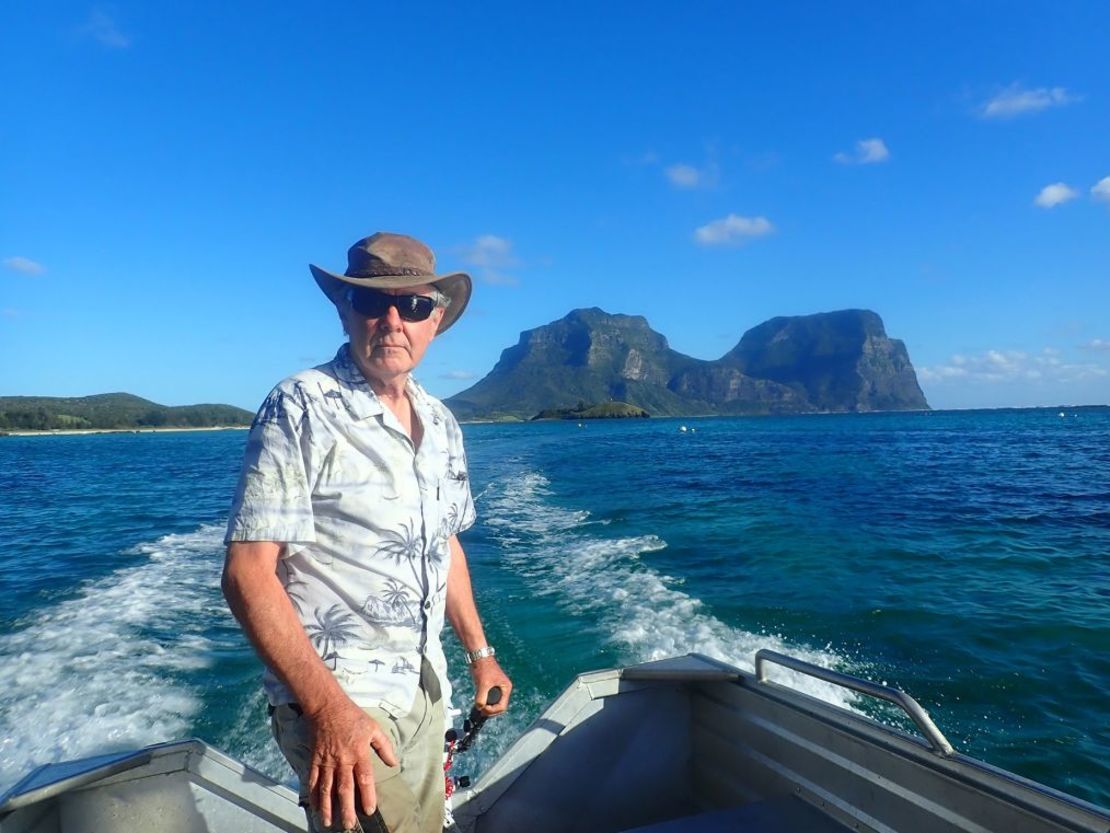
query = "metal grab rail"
xmin=754 ymin=649 xmax=955 ymax=756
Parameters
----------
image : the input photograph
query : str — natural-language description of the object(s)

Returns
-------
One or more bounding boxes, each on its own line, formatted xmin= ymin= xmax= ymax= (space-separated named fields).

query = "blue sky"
xmin=2 ymin=1 xmax=1108 ymax=411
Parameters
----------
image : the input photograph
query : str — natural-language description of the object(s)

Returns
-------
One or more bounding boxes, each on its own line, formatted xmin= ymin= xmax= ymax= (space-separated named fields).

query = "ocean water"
xmin=0 ymin=409 xmax=1107 ymax=807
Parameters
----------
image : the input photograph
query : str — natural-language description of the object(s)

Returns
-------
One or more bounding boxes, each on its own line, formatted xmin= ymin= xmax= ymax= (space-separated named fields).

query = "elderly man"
xmin=222 ymin=232 xmax=511 ymax=833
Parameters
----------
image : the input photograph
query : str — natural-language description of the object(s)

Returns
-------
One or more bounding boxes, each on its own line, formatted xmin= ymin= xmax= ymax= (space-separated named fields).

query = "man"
xmin=222 ymin=232 xmax=511 ymax=833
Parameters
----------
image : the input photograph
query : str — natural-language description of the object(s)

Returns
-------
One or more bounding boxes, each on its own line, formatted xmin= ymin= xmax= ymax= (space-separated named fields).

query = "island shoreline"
xmin=1 ymin=426 xmax=250 ymax=438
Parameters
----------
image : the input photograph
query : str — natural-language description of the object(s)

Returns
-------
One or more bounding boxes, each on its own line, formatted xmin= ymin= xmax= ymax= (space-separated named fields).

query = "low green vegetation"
xmin=0 ymin=393 xmax=253 ymax=431
xmin=532 ymin=401 xmax=650 ymax=420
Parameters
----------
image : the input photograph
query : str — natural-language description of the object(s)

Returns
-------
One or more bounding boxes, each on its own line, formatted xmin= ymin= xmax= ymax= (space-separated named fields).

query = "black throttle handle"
xmin=457 ymin=686 xmax=503 ymax=753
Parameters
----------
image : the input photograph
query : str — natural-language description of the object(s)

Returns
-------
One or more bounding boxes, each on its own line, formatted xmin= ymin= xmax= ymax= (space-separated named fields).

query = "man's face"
xmin=341 ymin=285 xmax=444 ymax=389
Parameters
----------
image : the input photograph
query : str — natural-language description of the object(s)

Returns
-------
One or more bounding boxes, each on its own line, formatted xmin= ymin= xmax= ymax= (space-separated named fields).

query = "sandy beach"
xmin=1 ymin=425 xmax=249 ymax=437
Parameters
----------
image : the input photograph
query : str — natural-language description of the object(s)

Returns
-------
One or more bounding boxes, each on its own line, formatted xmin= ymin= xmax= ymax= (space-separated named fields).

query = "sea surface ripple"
xmin=0 ymin=409 xmax=1106 ymax=806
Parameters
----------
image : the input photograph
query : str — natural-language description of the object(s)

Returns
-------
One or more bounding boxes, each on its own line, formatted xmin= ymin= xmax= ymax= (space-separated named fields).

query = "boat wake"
xmin=480 ymin=472 xmax=860 ymax=712
xmin=0 ymin=525 xmax=230 ymax=793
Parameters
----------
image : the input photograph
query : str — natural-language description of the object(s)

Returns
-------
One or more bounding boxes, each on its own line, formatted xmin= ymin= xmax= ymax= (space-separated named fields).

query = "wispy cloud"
xmin=3 ymin=256 xmax=45 ymax=276
xmin=665 ymin=163 xmax=700 ymax=188
xmin=1081 ymin=338 xmax=1110 ymax=352
xmin=834 ymin=138 xmax=890 ymax=165
xmin=664 ymin=161 xmax=718 ymax=189
xmin=457 ymin=234 xmax=520 ymax=285
xmin=979 ymin=84 xmax=1079 ymax=119
xmin=2 ymin=308 xmax=23 ymax=319
xmin=694 ymin=214 xmax=775 ymax=247
xmin=79 ymin=8 xmax=131 ymax=48
xmin=439 ymin=370 xmax=477 ymax=381
xmin=1034 ymin=182 xmax=1078 ymax=208
xmin=919 ymin=349 xmax=1106 ymax=384
xmin=1091 ymin=176 xmax=1110 ymax=204
xmin=621 ymin=150 xmax=660 ymax=166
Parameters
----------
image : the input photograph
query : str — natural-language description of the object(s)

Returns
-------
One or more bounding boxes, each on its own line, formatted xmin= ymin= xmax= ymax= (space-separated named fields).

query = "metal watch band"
xmin=464 ymin=646 xmax=496 ymax=664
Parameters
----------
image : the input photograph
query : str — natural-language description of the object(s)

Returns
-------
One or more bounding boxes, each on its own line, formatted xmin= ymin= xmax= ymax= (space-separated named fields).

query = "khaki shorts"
xmin=270 ymin=669 xmax=445 ymax=833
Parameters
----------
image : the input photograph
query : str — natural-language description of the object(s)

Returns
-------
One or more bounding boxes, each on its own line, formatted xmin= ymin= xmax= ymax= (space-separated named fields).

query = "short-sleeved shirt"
xmin=225 ymin=344 xmax=475 ymax=718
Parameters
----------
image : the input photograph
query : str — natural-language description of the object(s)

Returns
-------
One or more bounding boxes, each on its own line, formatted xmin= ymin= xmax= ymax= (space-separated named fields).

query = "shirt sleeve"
xmin=225 ymin=383 xmax=317 ymax=545
xmin=443 ymin=410 xmax=476 ymax=536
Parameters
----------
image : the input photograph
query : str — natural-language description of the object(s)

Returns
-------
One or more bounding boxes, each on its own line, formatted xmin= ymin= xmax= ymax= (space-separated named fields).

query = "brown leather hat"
xmin=309 ymin=232 xmax=472 ymax=334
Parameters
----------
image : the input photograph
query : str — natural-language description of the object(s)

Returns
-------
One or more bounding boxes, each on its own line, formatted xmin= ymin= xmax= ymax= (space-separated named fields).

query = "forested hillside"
xmin=0 ymin=393 xmax=252 ymax=431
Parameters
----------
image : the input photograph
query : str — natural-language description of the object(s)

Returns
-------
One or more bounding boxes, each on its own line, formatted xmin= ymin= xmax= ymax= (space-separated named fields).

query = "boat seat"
xmin=618 ymin=795 xmax=852 ymax=833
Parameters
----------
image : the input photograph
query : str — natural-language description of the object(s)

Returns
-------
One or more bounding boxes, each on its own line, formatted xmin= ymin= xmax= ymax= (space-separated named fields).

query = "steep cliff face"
xmin=720 ymin=310 xmax=928 ymax=411
xmin=445 ymin=308 xmax=929 ymax=419
xmin=447 ymin=309 xmax=696 ymax=419
xmin=667 ymin=367 xmax=805 ymax=412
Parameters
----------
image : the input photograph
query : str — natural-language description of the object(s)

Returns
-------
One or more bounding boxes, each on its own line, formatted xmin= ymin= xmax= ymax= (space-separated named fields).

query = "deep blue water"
xmin=0 ymin=409 xmax=1107 ymax=806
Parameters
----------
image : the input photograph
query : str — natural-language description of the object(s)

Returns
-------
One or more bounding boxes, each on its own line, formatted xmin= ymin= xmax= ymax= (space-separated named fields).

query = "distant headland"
xmin=447 ymin=308 xmax=929 ymax=421
xmin=0 ymin=393 xmax=253 ymax=435
xmin=532 ymin=401 xmax=650 ymax=421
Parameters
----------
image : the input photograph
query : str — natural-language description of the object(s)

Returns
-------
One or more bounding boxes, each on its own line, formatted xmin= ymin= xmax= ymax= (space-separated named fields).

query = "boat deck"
xmin=451 ymin=654 xmax=1110 ymax=833
xmin=622 ymin=796 xmax=851 ymax=832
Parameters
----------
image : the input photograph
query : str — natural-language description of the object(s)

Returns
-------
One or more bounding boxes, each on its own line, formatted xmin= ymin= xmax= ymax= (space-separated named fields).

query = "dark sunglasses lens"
xmin=350 ymin=290 xmax=390 ymax=317
xmin=403 ymin=296 xmax=436 ymax=321
xmin=350 ymin=290 xmax=435 ymax=322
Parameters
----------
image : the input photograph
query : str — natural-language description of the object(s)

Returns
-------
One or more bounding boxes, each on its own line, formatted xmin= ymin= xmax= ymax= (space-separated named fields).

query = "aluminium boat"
xmin=2 ymin=650 xmax=1107 ymax=832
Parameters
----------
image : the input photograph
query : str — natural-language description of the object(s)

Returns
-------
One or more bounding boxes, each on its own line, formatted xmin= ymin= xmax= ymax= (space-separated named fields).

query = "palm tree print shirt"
xmin=225 ymin=344 xmax=476 ymax=718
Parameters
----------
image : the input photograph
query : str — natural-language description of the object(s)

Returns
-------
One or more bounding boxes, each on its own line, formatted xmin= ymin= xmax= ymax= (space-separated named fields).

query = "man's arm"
xmin=445 ymin=535 xmax=512 ymax=715
xmin=221 ymin=541 xmax=397 ymax=830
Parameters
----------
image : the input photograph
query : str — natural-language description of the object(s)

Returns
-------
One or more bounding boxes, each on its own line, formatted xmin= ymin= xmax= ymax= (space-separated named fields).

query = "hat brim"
xmin=310 ymin=264 xmax=472 ymax=335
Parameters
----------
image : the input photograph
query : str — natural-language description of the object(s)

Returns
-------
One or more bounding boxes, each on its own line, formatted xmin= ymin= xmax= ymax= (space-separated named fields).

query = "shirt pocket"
xmin=316 ymin=436 xmax=401 ymax=502
xmin=440 ymin=464 xmax=473 ymax=537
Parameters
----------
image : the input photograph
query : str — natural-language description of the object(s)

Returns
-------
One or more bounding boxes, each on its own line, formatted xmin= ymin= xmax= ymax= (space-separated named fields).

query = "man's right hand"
xmin=305 ymin=696 xmax=399 ymax=830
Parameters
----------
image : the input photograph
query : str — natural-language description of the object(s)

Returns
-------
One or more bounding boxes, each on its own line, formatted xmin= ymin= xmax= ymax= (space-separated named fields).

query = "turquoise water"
xmin=1 ymin=409 xmax=1107 ymax=806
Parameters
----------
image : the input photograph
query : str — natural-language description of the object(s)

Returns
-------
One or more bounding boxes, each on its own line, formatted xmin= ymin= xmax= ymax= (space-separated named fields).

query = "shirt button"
xmin=423 ymin=600 xmax=432 ymax=610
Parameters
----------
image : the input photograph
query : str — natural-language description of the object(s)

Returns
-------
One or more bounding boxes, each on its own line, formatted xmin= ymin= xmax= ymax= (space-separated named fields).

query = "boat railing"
xmin=754 ymin=648 xmax=956 ymax=756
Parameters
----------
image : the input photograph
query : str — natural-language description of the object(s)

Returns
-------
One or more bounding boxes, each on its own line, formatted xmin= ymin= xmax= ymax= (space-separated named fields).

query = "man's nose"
xmin=379 ymin=301 xmax=403 ymax=329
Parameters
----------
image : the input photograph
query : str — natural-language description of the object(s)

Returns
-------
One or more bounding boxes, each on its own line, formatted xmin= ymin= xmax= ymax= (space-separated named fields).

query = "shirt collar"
xmin=329 ymin=343 xmax=440 ymax=427
xmin=328 ymin=344 xmax=382 ymax=420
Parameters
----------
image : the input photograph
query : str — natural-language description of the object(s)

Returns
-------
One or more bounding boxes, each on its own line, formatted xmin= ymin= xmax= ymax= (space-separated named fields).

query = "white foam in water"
xmin=218 ymin=685 xmax=297 ymax=788
xmin=0 ymin=525 xmax=225 ymax=793
xmin=483 ymin=473 xmax=859 ymax=711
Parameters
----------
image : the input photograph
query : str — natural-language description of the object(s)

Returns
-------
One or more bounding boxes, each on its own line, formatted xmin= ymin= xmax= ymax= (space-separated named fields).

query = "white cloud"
xmin=979 ymin=84 xmax=1079 ymax=119
xmin=440 ymin=370 xmax=477 ymax=381
xmin=81 ymin=8 xmax=131 ymax=48
xmin=1081 ymin=338 xmax=1110 ymax=352
xmin=1034 ymin=182 xmax=1078 ymax=208
xmin=1091 ymin=176 xmax=1110 ymax=204
xmin=3 ymin=256 xmax=45 ymax=276
xmin=919 ymin=348 xmax=1106 ymax=384
xmin=834 ymin=138 xmax=890 ymax=165
xmin=694 ymin=214 xmax=775 ymax=247
xmin=664 ymin=161 xmax=718 ymax=189
xmin=665 ymin=164 xmax=701 ymax=188
xmin=457 ymin=234 xmax=519 ymax=285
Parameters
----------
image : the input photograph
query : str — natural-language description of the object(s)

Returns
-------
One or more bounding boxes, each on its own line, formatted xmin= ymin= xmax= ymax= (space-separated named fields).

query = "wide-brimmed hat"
xmin=309 ymin=232 xmax=471 ymax=334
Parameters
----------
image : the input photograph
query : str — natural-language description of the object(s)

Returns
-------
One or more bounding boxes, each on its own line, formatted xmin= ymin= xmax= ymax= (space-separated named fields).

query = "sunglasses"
xmin=348 ymin=288 xmax=440 ymax=322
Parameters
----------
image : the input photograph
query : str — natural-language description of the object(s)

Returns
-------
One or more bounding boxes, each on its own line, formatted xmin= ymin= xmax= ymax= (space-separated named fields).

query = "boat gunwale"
xmin=453 ymin=653 xmax=1110 ymax=832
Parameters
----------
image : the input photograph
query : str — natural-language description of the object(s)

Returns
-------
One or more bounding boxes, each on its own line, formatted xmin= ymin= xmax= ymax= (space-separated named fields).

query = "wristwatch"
xmin=464 ymin=645 xmax=496 ymax=665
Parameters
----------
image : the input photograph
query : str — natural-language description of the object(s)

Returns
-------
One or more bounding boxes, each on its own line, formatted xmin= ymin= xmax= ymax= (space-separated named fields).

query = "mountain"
xmin=0 ymin=393 xmax=253 ymax=431
xmin=446 ymin=308 xmax=928 ymax=419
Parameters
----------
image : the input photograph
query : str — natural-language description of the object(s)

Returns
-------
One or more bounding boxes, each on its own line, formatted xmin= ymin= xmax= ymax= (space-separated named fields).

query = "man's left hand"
xmin=470 ymin=657 xmax=512 ymax=716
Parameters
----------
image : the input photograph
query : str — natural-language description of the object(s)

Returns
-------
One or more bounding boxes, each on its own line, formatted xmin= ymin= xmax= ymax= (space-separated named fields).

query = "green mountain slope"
xmin=447 ymin=308 xmax=928 ymax=419
xmin=0 ymin=393 xmax=253 ymax=431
